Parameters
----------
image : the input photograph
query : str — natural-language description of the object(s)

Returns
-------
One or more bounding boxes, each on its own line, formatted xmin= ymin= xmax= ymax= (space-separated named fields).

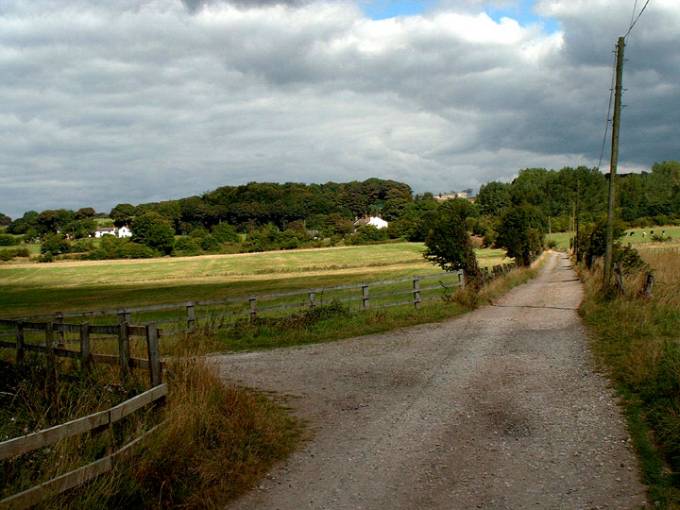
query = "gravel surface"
xmin=216 ymin=252 xmax=647 ymax=509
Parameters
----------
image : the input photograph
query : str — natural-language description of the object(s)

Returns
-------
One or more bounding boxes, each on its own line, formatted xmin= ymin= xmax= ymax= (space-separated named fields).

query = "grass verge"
xmin=0 ymin=352 xmax=301 ymax=509
xmin=213 ymin=257 xmax=543 ymax=352
xmin=579 ymin=249 xmax=680 ymax=508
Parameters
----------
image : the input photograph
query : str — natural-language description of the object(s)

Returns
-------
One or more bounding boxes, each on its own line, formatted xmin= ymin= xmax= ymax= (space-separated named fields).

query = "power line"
xmin=597 ymin=48 xmax=618 ymax=170
xmin=624 ymin=0 xmax=651 ymax=39
xmin=629 ymin=0 xmax=640 ymax=28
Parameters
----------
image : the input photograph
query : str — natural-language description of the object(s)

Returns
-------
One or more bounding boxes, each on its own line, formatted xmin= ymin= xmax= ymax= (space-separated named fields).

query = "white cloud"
xmin=0 ymin=0 xmax=678 ymax=217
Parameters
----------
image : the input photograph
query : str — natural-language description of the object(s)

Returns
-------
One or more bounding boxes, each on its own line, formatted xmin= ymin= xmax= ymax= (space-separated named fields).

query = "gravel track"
xmin=216 ymin=252 xmax=647 ymax=509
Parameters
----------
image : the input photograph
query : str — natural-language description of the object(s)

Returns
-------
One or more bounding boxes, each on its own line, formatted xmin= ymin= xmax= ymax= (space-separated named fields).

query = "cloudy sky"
xmin=1 ymin=0 xmax=678 ymax=217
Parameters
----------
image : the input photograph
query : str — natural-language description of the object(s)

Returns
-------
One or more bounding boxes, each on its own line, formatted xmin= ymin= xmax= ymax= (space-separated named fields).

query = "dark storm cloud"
xmin=0 ymin=0 xmax=678 ymax=217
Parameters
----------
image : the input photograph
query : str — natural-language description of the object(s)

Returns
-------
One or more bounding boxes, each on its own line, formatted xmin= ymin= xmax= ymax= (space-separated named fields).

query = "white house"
xmin=117 ymin=226 xmax=132 ymax=238
xmin=94 ymin=227 xmax=116 ymax=238
xmin=354 ymin=216 xmax=389 ymax=230
xmin=93 ymin=226 xmax=133 ymax=238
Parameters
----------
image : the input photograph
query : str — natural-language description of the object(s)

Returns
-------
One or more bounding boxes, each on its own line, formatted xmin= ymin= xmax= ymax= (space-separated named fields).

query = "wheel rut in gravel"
xmin=216 ymin=252 xmax=646 ymax=509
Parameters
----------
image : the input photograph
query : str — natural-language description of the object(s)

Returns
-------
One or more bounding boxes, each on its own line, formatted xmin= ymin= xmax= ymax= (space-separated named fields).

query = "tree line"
xmin=1 ymin=162 xmax=678 ymax=262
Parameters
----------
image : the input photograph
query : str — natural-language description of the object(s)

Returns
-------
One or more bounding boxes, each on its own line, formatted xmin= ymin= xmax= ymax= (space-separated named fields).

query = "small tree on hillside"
xmin=423 ymin=200 xmax=481 ymax=288
xmin=495 ymin=204 xmax=545 ymax=266
xmin=131 ymin=212 xmax=175 ymax=255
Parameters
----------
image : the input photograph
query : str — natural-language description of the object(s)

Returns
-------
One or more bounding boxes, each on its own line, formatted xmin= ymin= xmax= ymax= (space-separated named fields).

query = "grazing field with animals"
xmin=547 ymin=225 xmax=680 ymax=251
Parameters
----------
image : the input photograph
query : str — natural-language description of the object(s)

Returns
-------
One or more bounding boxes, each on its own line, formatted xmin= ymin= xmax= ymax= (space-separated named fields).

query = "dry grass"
xmin=580 ymin=246 xmax=680 ymax=508
xmin=0 ymin=352 xmax=301 ymax=509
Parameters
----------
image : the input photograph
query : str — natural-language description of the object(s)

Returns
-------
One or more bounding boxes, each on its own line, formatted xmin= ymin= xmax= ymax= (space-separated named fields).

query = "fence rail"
xmin=0 ymin=264 xmax=516 ymax=340
xmin=0 ymin=385 xmax=167 ymax=510
xmin=0 ymin=320 xmax=163 ymax=387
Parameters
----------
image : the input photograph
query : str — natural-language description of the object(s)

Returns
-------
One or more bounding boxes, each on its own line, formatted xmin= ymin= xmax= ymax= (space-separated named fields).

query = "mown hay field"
xmin=0 ymin=243 xmax=509 ymax=318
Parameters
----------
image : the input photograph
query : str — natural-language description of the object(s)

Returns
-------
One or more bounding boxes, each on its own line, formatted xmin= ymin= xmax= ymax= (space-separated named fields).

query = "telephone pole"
xmin=575 ymin=176 xmax=581 ymax=261
xmin=603 ymin=36 xmax=625 ymax=289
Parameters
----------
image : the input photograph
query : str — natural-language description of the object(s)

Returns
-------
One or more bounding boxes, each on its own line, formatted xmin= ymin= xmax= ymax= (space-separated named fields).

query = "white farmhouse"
xmin=94 ymin=227 xmax=116 ymax=238
xmin=117 ymin=226 xmax=133 ymax=238
xmin=93 ymin=226 xmax=133 ymax=238
xmin=353 ymin=216 xmax=389 ymax=230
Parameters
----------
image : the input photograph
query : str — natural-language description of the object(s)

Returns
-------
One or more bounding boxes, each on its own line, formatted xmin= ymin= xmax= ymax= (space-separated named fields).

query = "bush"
xmin=578 ymin=218 xmax=626 ymax=267
xmin=496 ymin=204 xmax=546 ymax=266
xmin=84 ymin=236 xmax=157 ymax=260
xmin=0 ymin=234 xmax=18 ymax=246
xmin=423 ymin=200 xmax=481 ymax=287
xmin=131 ymin=213 xmax=175 ymax=255
xmin=188 ymin=227 xmax=209 ymax=239
xmin=70 ymin=239 xmax=95 ymax=253
xmin=211 ymin=223 xmax=240 ymax=243
xmin=651 ymin=234 xmax=672 ymax=243
xmin=174 ymin=237 xmax=202 ymax=256
xmin=200 ymin=235 xmax=221 ymax=252
xmin=0 ymin=247 xmax=29 ymax=261
xmin=613 ymin=245 xmax=647 ymax=276
xmin=40 ymin=233 xmax=71 ymax=255
xmin=545 ymin=239 xmax=558 ymax=249
xmin=348 ymin=225 xmax=389 ymax=245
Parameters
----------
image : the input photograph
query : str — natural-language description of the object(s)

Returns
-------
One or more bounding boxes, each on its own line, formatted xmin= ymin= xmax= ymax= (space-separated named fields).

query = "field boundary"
xmin=0 ymin=319 xmax=163 ymax=387
xmin=0 ymin=385 xmax=167 ymax=510
xmin=3 ymin=264 xmax=515 ymax=337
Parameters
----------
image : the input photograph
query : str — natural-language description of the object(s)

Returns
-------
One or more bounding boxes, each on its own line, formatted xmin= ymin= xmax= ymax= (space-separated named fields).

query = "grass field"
xmin=547 ymin=225 xmax=680 ymax=251
xmin=0 ymin=243 xmax=510 ymax=318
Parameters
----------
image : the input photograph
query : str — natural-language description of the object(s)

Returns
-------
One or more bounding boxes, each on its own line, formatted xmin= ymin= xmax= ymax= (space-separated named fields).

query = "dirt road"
xmin=217 ymin=252 xmax=646 ymax=509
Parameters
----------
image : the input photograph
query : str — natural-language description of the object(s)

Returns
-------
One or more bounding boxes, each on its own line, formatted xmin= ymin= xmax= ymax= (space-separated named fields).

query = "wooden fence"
xmin=2 ymin=264 xmax=515 ymax=337
xmin=0 ymin=384 xmax=167 ymax=510
xmin=0 ymin=319 xmax=163 ymax=387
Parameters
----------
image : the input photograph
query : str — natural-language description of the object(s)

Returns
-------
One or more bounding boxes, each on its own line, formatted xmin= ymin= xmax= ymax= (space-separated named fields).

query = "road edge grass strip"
xmin=213 ymin=255 xmax=544 ymax=353
xmin=1 ymin=355 xmax=302 ymax=509
xmin=578 ymin=265 xmax=680 ymax=509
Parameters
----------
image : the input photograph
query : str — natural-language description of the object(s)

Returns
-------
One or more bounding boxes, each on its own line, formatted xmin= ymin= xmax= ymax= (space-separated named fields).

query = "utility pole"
xmin=603 ymin=36 xmax=625 ymax=289
xmin=575 ymin=177 xmax=581 ymax=261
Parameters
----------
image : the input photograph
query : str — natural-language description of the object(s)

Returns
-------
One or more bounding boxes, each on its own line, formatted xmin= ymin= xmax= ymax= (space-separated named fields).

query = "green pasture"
xmin=0 ymin=243 xmax=509 ymax=318
xmin=547 ymin=225 xmax=680 ymax=251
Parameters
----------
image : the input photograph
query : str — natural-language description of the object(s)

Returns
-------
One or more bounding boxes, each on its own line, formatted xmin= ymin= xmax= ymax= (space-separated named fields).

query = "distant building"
xmin=94 ymin=226 xmax=132 ymax=238
xmin=94 ymin=227 xmax=116 ymax=238
xmin=354 ymin=216 xmax=389 ymax=230
xmin=433 ymin=189 xmax=475 ymax=202
xmin=117 ymin=226 xmax=133 ymax=238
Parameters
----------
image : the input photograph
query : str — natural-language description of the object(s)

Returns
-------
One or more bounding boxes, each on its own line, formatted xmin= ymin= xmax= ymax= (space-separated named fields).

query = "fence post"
xmin=186 ymin=302 xmax=196 ymax=333
xmin=614 ymin=263 xmax=625 ymax=295
xmin=641 ymin=271 xmax=654 ymax=298
xmin=412 ymin=277 xmax=421 ymax=309
xmin=308 ymin=292 xmax=316 ymax=309
xmin=118 ymin=322 xmax=130 ymax=383
xmin=45 ymin=322 xmax=58 ymax=415
xmin=249 ymin=298 xmax=257 ymax=322
xmin=458 ymin=270 xmax=465 ymax=288
xmin=79 ymin=322 xmax=91 ymax=373
xmin=15 ymin=321 xmax=25 ymax=365
xmin=54 ymin=312 xmax=65 ymax=347
xmin=117 ymin=309 xmax=131 ymax=326
xmin=361 ymin=285 xmax=369 ymax=310
xmin=146 ymin=323 xmax=162 ymax=387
